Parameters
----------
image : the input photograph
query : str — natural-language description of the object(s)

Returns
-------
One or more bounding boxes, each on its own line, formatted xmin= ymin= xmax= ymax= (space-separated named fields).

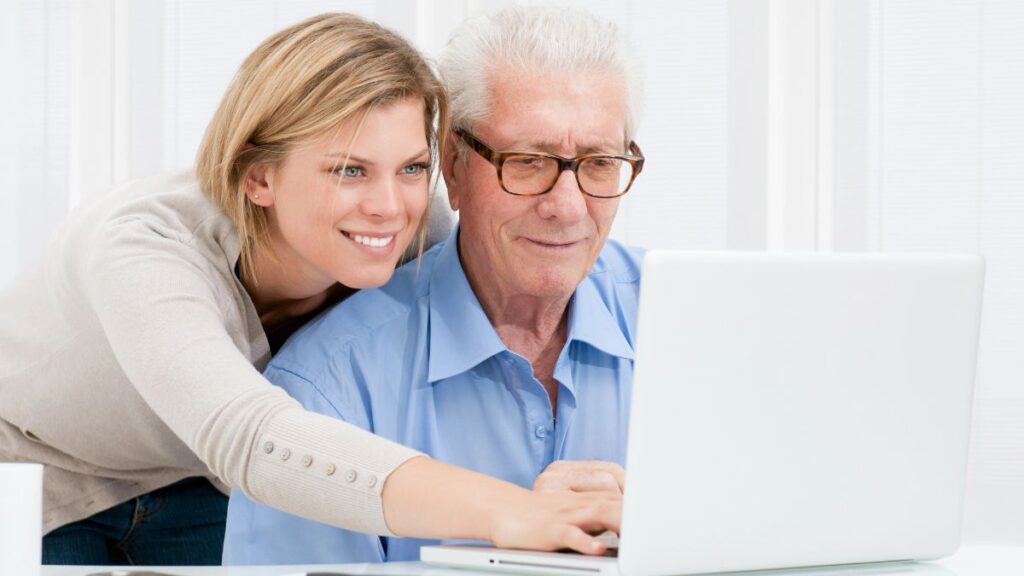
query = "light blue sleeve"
xmin=222 ymin=362 xmax=386 ymax=565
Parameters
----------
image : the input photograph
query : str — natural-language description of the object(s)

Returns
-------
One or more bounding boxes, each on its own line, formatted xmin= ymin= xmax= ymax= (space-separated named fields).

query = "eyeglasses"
xmin=455 ymin=129 xmax=645 ymax=198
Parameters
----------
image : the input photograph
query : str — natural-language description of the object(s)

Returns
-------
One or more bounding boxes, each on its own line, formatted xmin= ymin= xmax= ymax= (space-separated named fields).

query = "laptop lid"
xmin=618 ymin=251 xmax=984 ymax=576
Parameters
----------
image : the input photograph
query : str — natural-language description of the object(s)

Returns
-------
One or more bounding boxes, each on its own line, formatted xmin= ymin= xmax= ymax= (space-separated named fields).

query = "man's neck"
xmin=492 ymin=309 xmax=568 ymax=415
xmin=487 ymin=296 xmax=570 ymax=363
xmin=461 ymin=245 xmax=573 ymax=366
xmin=459 ymin=240 xmax=572 ymax=413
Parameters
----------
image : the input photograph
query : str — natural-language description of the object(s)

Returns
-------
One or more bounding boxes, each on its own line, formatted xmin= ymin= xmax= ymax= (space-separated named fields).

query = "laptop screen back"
xmin=619 ymin=252 xmax=984 ymax=576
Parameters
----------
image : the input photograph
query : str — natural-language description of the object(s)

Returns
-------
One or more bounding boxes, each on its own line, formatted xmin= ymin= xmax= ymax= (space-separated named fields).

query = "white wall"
xmin=1 ymin=0 xmax=1022 ymax=544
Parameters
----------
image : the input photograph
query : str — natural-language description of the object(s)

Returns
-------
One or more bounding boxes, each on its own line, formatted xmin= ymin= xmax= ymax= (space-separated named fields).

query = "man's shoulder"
xmin=590 ymin=238 xmax=645 ymax=285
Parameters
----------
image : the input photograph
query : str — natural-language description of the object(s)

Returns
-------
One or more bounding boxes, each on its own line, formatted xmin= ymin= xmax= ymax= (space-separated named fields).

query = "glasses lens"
xmin=501 ymin=155 xmax=559 ymax=195
xmin=579 ymin=157 xmax=631 ymax=197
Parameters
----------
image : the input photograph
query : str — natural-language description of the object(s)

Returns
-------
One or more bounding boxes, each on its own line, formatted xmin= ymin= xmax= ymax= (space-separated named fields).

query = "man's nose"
xmin=537 ymin=169 xmax=587 ymax=222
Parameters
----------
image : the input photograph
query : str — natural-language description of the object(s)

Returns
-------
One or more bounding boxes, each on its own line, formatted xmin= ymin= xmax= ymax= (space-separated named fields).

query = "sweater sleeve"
xmin=81 ymin=219 xmax=422 ymax=535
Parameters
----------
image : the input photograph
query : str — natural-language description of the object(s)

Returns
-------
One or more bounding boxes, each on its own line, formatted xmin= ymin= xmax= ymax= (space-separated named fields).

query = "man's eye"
xmin=509 ymin=156 xmax=543 ymax=168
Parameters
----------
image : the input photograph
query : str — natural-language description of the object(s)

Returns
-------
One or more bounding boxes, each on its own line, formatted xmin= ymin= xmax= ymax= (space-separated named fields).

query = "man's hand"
xmin=533 ymin=460 xmax=626 ymax=494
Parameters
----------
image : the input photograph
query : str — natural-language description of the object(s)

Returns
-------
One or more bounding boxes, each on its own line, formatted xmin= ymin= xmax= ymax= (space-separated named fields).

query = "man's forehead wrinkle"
xmin=478 ymin=66 xmax=627 ymax=155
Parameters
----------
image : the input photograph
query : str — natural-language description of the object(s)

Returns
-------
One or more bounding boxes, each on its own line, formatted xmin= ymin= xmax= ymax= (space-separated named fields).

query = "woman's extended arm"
xmin=383 ymin=456 xmax=619 ymax=555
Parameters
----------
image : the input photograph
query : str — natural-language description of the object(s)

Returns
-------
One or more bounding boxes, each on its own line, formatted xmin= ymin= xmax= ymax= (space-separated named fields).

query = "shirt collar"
xmin=427 ymin=225 xmax=508 ymax=383
xmin=427 ymin=225 xmax=635 ymax=383
xmin=565 ymin=270 xmax=635 ymax=361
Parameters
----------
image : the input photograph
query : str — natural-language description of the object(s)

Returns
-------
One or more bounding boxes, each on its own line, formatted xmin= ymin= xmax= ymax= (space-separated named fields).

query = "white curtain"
xmin=0 ymin=1 xmax=70 ymax=289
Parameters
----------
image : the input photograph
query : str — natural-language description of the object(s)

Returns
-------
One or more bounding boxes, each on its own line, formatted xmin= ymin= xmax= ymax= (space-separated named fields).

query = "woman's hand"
xmin=486 ymin=489 xmax=621 ymax=555
xmin=381 ymin=456 xmax=619 ymax=554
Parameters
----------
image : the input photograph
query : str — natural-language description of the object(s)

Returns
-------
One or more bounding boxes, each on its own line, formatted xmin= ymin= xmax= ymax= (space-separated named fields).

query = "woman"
xmin=0 ymin=13 xmax=619 ymax=566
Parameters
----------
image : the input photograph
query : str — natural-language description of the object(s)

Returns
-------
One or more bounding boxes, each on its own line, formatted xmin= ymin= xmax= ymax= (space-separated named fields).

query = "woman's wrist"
xmin=381 ymin=455 xmax=529 ymax=541
xmin=477 ymin=474 xmax=535 ymax=543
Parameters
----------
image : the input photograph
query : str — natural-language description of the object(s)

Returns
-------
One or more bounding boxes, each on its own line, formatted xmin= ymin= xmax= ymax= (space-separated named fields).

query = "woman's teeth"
xmin=350 ymin=234 xmax=394 ymax=248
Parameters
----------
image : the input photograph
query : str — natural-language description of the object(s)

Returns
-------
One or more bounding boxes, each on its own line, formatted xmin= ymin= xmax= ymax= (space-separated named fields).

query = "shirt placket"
xmin=500 ymin=352 xmax=557 ymax=472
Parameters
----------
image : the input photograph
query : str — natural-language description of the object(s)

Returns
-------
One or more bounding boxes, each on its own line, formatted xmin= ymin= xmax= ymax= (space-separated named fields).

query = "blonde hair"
xmin=196 ymin=13 xmax=448 ymax=279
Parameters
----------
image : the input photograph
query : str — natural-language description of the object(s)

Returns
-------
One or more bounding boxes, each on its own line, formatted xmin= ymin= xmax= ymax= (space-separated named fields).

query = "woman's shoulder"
xmin=60 ymin=171 xmax=239 ymax=269
xmin=31 ymin=171 xmax=247 ymax=322
xmin=95 ymin=171 xmax=233 ymax=242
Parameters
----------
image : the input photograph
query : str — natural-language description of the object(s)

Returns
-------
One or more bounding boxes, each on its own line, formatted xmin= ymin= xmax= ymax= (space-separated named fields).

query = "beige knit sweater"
xmin=0 ymin=171 xmax=446 ymax=535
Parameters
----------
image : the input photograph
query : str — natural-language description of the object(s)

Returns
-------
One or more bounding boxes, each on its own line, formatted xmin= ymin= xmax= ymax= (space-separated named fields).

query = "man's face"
xmin=445 ymin=69 xmax=627 ymax=302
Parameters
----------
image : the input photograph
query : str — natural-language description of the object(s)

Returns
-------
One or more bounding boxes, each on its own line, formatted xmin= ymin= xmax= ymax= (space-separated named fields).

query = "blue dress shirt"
xmin=223 ymin=226 xmax=643 ymax=565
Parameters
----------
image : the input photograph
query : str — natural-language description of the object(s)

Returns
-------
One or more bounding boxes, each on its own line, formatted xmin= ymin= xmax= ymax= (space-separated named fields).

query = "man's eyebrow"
xmin=506 ymin=139 xmax=624 ymax=155
xmin=575 ymin=142 xmax=624 ymax=155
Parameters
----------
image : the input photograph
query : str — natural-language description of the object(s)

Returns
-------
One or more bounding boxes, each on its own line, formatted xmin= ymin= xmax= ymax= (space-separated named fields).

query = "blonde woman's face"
xmin=258 ymin=98 xmax=431 ymax=291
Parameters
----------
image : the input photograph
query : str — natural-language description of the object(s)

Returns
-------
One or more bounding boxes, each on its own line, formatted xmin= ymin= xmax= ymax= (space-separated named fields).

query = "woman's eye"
xmin=336 ymin=166 xmax=365 ymax=178
xmin=402 ymin=162 xmax=429 ymax=176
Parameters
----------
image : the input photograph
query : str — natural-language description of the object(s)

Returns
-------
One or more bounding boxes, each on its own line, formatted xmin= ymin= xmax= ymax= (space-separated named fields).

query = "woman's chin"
xmin=335 ymin=268 xmax=396 ymax=291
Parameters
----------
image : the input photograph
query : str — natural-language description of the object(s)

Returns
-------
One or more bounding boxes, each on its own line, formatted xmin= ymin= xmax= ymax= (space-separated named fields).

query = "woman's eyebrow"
xmin=323 ymin=152 xmax=371 ymax=164
xmin=401 ymin=148 xmax=431 ymax=163
xmin=322 ymin=148 xmax=430 ymax=165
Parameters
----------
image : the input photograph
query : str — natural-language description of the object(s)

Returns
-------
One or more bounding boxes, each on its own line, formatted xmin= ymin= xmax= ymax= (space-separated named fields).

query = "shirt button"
xmin=301 ymin=455 xmax=313 ymax=468
xmin=367 ymin=475 xmax=378 ymax=488
xmin=325 ymin=463 xmax=337 ymax=476
xmin=534 ymin=425 xmax=548 ymax=439
xmin=280 ymin=448 xmax=291 ymax=461
xmin=261 ymin=441 xmax=275 ymax=454
xmin=346 ymin=469 xmax=358 ymax=483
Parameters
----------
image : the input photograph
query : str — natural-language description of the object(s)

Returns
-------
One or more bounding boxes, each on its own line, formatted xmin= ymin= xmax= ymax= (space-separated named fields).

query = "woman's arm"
xmin=384 ymin=456 xmax=620 ymax=554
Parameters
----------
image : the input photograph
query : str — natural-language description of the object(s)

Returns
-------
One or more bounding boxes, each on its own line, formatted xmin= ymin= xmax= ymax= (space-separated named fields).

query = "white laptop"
xmin=422 ymin=251 xmax=985 ymax=576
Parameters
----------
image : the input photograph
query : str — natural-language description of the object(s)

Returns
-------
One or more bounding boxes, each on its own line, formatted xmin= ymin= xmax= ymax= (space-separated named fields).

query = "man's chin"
xmin=520 ymin=272 xmax=585 ymax=300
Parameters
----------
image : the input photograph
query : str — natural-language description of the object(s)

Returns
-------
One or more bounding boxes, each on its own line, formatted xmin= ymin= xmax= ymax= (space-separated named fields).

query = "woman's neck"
xmin=240 ymin=247 xmax=340 ymax=331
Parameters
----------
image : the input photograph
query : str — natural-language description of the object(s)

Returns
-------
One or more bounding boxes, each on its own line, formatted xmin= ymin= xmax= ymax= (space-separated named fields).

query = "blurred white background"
xmin=1 ymin=0 xmax=1021 ymax=545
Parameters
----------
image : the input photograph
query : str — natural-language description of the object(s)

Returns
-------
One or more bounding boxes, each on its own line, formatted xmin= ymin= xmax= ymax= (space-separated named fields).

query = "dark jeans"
xmin=42 ymin=477 xmax=227 ymax=566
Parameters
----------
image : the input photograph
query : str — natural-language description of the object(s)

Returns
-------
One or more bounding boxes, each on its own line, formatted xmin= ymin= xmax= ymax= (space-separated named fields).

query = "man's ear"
xmin=441 ymin=133 xmax=461 ymax=211
xmin=244 ymin=161 xmax=275 ymax=207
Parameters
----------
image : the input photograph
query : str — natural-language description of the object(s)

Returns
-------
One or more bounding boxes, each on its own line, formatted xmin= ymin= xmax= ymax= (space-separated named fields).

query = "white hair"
xmin=440 ymin=5 xmax=643 ymax=143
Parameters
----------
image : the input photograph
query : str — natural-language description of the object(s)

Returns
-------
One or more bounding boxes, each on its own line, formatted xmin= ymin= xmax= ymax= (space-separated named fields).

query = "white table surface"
xmin=38 ymin=545 xmax=1024 ymax=576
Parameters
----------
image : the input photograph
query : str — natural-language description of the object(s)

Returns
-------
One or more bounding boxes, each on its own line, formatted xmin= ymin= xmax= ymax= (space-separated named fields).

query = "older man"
xmin=223 ymin=5 xmax=645 ymax=565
